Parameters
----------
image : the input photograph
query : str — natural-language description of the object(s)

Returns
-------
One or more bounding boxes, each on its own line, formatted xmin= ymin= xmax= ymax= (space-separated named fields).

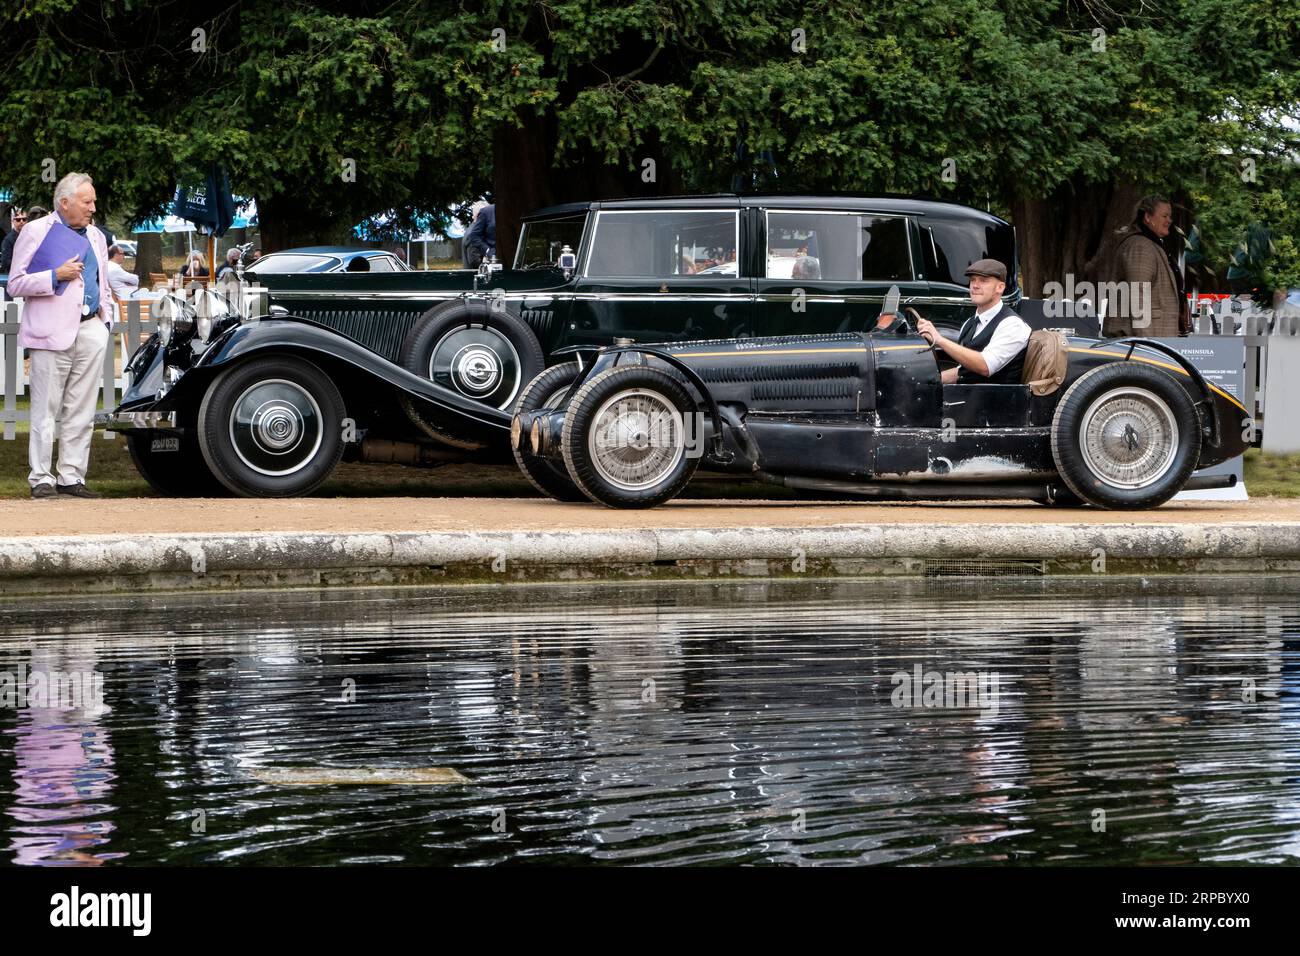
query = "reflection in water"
xmin=0 ymin=577 xmax=1298 ymax=866
xmin=6 ymin=637 xmax=119 ymax=866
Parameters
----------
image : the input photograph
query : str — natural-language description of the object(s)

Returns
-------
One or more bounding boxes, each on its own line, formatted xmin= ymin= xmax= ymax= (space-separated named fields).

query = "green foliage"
xmin=0 ymin=0 xmax=1295 ymax=277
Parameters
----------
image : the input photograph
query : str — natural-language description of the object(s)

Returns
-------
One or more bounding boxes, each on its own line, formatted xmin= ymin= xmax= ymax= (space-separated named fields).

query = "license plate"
xmin=150 ymin=437 xmax=180 ymax=453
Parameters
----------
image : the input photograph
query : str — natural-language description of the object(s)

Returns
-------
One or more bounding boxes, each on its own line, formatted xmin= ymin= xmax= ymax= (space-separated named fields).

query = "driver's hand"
xmin=915 ymin=317 xmax=940 ymax=345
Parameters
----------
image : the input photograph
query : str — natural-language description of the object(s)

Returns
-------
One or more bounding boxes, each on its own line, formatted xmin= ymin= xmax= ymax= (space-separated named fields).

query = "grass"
xmin=1242 ymin=449 xmax=1300 ymax=497
xmin=1 ymin=426 xmax=1296 ymax=500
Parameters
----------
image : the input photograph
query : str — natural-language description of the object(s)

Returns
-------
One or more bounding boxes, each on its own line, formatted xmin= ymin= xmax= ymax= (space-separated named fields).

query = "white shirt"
xmin=964 ymin=303 xmax=1031 ymax=376
xmin=107 ymin=260 xmax=139 ymax=299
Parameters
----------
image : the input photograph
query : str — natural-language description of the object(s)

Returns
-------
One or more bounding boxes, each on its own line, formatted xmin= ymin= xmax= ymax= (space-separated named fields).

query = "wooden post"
xmin=208 ymin=233 xmax=216 ymax=280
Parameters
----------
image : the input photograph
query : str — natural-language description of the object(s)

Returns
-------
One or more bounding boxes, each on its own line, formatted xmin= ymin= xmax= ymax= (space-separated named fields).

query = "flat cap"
xmin=964 ymin=258 xmax=1008 ymax=282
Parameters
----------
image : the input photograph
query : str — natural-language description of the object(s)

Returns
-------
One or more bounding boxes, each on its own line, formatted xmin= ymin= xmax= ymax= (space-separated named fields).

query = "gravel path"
xmin=0 ymin=495 xmax=1293 ymax=538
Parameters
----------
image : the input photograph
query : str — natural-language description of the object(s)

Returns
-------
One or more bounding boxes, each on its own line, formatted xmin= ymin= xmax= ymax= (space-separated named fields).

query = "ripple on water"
xmin=0 ymin=577 xmax=1298 ymax=865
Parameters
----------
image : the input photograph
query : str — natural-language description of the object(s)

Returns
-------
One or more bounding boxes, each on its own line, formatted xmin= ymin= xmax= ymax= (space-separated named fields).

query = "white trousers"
xmin=28 ymin=319 xmax=110 ymax=488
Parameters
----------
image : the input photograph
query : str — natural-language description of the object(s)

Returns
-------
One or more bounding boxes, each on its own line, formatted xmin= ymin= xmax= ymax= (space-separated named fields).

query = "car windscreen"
xmin=920 ymin=218 xmax=1018 ymax=293
xmin=246 ymin=254 xmax=340 ymax=274
xmin=515 ymin=215 xmax=587 ymax=269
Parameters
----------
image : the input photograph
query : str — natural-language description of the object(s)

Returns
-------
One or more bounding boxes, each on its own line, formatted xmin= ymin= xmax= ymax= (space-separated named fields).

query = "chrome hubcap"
xmin=229 ymin=379 xmax=324 ymax=477
xmin=454 ymin=346 xmax=501 ymax=395
xmin=430 ymin=326 xmax=522 ymax=409
xmin=587 ymin=388 xmax=684 ymax=492
xmin=1080 ymin=386 xmax=1179 ymax=489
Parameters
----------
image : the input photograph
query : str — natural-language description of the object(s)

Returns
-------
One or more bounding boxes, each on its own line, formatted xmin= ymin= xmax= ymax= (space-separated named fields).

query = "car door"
xmin=563 ymin=206 xmax=752 ymax=347
xmin=753 ymin=208 xmax=928 ymax=337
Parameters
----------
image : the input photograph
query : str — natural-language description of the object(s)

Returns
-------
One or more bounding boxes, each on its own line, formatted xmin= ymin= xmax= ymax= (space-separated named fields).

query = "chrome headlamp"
xmin=152 ymin=294 xmax=193 ymax=347
xmin=193 ymin=288 xmax=240 ymax=344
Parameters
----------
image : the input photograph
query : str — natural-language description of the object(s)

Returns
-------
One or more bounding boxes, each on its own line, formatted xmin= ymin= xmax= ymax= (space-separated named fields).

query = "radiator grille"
xmin=297 ymin=309 xmax=425 ymax=362
xmin=699 ymin=361 xmax=860 ymax=383
xmin=751 ymin=381 xmax=857 ymax=401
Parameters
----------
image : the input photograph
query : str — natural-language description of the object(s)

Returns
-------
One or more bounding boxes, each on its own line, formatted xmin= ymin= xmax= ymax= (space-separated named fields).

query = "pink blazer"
xmin=7 ymin=213 xmax=113 ymax=351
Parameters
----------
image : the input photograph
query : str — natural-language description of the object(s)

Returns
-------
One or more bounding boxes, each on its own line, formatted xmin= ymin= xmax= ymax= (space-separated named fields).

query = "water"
xmin=1 ymin=577 xmax=1298 ymax=866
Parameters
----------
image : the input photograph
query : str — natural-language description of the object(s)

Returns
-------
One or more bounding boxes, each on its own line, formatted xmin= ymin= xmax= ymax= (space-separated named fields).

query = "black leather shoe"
xmin=30 ymin=484 xmax=57 ymax=499
xmin=56 ymin=483 xmax=102 ymax=499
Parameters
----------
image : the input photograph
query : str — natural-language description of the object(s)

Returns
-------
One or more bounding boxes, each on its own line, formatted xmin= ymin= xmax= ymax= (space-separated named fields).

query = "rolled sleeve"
xmin=981 ymin=317 xmax=1032 ymax=376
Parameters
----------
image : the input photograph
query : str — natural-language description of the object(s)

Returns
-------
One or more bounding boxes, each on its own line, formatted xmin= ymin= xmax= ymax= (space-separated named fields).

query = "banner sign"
xmin=1165 ymin=335 xmax=1247 ymax=500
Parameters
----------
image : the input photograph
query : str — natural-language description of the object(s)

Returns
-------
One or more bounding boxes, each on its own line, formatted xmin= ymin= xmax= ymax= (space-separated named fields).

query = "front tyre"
xmin=1050 ymin=362 xmax=1201 ymax=509
xmin=125 ymin=429 xmax=230 ymax=497
xmin=561 ymin=366 xmax=700 ymax=508
xmin=512 ymin=362 xmax=587 ymax=501
xmin=197 ymin=356 xmax=346 ymax=497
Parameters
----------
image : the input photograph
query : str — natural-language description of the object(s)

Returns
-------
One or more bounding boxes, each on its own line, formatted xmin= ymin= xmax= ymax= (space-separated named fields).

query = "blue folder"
xmin=26 ymin=221 xmax=90 ymax=295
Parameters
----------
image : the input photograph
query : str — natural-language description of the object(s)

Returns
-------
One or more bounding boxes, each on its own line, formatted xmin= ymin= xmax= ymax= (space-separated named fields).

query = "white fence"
xmin=1 ymin=297 xmax=158 ymax=441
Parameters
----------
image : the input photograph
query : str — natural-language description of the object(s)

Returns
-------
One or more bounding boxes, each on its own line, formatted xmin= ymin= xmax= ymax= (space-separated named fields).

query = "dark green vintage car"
xmin=110 ymin=195 xmax=1023 ymax=497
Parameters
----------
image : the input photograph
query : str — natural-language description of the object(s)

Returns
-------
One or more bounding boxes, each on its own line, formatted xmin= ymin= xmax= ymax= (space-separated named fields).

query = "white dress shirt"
xmin=964 ymin=304 xmax=1031 ymax=376
xmin=107 ymin=260 xmax=139 ymax=299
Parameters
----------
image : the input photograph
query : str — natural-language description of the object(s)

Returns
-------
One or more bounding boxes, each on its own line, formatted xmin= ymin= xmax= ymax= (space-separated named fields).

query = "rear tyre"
xmin=197 ymin=356 xmax=346 ymax=497
xmin=512 ymin=362 xmax=587 ymax=501
xmin=1050 ymin=363 xmax=1200 ymax=509
xmin=561 ymin=366 xmax=700 ymax=508
xmin=399 ymin=300 xmax=544 ymax=449
xmin=125 ymin=429 xmax=230 ymax=497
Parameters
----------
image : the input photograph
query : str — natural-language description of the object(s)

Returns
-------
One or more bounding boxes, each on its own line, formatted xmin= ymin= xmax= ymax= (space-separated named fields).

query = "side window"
xmin=366 ymin=255 xmax=395 ymax=272
xmin=922 ymin=219 xmax=1017 ymax=291
xmin=766 ymin=212 xmax=913 ymax=282
xmin=586 ymin=210 xmax=738 ymax=278
xmin=515 ymin=215 xmax=586 ymax=269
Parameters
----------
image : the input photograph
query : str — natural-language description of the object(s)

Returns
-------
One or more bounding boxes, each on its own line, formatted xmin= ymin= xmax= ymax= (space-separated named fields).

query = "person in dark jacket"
xmin=0 ymin=205 xmax=47 ymax=274
xmin=913 ymin=259 xmax=1031 ymax=385
xmin=463 ymin=203 xmax=496 ymax=268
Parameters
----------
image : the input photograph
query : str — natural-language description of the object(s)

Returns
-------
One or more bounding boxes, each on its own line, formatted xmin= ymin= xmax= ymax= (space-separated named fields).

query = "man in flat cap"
xmin=914 ymin=259 xmax=1031 ymax=385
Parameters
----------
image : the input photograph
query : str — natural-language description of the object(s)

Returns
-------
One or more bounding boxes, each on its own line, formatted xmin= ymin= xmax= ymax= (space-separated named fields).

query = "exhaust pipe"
xmin=1182 ymin=473 xmax=1237 ymax=491
xmin=358 ymin=438 xmax=466 ymax=467
xmin=754 ymin=470 xmax=1238 ymax=501
xmin=752 ymin=471 xmax=1057 ymax=502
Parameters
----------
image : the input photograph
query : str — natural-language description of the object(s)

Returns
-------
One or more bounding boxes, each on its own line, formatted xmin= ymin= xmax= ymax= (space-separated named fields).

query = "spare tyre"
xmin=1050 ymin=362 xmax=1201 ymax=509
xmin=398 ymin=299 xmax=543 ymax=449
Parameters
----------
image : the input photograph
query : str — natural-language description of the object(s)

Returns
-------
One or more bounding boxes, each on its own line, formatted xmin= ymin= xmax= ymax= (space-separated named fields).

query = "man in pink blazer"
xmin=7 ymin=172 xmax=113 ymax=498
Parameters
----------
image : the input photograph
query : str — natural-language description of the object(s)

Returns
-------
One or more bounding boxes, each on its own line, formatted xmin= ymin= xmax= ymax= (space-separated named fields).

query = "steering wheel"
xmin=905 ymin=307 xmax=943 ymax=352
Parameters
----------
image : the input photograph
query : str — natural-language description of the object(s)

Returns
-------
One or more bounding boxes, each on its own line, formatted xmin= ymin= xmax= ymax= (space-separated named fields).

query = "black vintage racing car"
xmin=510 ymin=327 xmax=1248 ymax=509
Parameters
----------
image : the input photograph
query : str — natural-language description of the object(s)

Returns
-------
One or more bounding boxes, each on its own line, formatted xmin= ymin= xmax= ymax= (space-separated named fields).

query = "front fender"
xmin=116 ymin=319 xmax=512 ymax=435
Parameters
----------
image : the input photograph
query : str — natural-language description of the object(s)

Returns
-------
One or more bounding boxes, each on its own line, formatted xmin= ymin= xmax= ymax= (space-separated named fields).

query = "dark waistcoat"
xmin=955 ymin=304 xmax=1026 ymax=385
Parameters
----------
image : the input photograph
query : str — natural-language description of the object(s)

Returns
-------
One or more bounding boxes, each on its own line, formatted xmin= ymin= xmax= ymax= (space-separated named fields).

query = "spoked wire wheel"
xmin=1050 ymin=362 xmax=1200 ymax=509
xmin=561 ymin=366 xmax=701 ymax=508
xmin=1078 ymin=386 xmax=1179 ymax=490
xmin=586 ymin=388 xmax=686 ymax=492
